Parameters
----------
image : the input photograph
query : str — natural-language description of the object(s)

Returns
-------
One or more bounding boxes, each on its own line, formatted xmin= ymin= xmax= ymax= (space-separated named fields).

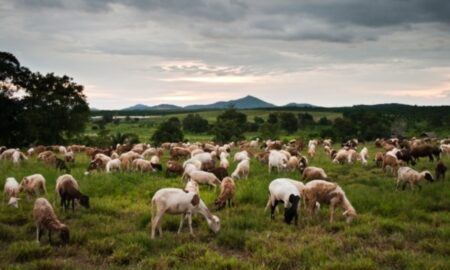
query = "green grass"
xmin=1 ymin=143 xmax=449 ymax=269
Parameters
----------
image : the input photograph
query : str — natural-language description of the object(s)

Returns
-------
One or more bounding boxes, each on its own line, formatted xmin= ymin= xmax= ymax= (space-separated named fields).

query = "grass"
xmin=1 ymin=143 xmax=449 ymax=269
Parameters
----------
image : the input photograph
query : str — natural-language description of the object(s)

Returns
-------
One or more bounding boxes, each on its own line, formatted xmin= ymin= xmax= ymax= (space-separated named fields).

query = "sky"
xmin=1 ymin=0 xmax=450 ymax=109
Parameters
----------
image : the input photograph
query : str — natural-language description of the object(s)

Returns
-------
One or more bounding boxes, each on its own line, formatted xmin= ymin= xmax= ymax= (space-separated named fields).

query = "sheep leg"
xmin=270 ymin=201 xmax=278 ymax=220
xmin=188 ymin=214 xmax=194 ymax=235
xmin=36 ymin=224 xmax=41 ymax=243
xmin=402 ymin=182 xmax=407 ymax=190
xmin=178 ymin=214 xmax=186 ymax=234
xmin=72 ymin=199 xmax=75 ymax=212
xmin=151 ymin=214 xmax=162 ymax=239
xmin=48 ymin=230 xmax=52 ymax=244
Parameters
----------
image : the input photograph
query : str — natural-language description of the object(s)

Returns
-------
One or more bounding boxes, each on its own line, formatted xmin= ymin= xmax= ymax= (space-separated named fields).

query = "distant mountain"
xmin=90 ymin=107 xmax=100 ymax=111
xmin=185 ymin=95 xmax=276 ymax=110
xmin=283 ymin=102 xmax=316 ymax=108
xmin=122 ymin=104 xmax=153 ymax=111
xmin=122 ymin=103 xmax=182 ymax=111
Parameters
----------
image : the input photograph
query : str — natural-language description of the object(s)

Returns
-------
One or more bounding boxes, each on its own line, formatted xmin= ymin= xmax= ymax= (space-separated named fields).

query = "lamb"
xmin=33 ymin=198 xmax=69 ymax=244
xmin=303 ymin=180 xmax=356 ymax=223
xmin=215 ymin=177 xmax=236 ymax=210
xmin=4 ymin=177 xmax=20 ymax=208
xmin=302 ymin=166 xmax=328 ymax=181
xmin=186 ymin=170 xmax=221 ymax=188
xmin=396 ymin=167 xmax=434 ymax=190
xmin=150 ymin=188 xmax=220 ymax=238
xmin=19 ymin=174 xmax=47 ymax=200
xmin=268 ymin=150 xmax=288 ymax=173
xmin=435 ymin=161 xmax=447 ymax=181
xmin=56 ymin=174 xmax=90 ymax=211
xmin=132 ymin=158 xmax=155 ymax=173
xmin=106 ymin=158 xmax=121 ymax=173
xmin=265 ymin=178 xmax=301 ymax=224
xmin=231 ymin=158 xmax=250 ymax=180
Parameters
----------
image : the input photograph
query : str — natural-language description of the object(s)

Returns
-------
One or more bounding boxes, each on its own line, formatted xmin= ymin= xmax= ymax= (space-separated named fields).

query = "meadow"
xmin=1 ymin=143 xmax=449 ymax=270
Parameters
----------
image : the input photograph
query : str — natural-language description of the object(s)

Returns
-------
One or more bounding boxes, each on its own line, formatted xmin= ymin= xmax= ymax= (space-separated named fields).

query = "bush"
xmin=151 ymin=117 xmax=184 ymax=145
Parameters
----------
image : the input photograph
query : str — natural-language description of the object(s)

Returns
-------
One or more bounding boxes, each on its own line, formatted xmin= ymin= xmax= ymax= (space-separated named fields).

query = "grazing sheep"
xmin=56 ymin=174 xmax=90 ymax=211
xmin=215 ymin=177 xmax=236 ymax=210
xmin=54 ymin=158 xmax=70 ymax=173
xmin=332 ymin=149 xmax=351 ymax=164
xmin=287 ymin=156 xmax=299 ymax=171
xmin=208 ymin=167 xmax=229 ymax=181
xmin=150 ymin=188 xmax=220 ymax=238
xmin=268 ymin=150 xmax=288 ymax=173
xmin=302 ymin=166 xmax=328 ymax=181
xmin=435 ymin=161 xmax=447 ymax=181
xmin=33 ymin=198 xmax=69 ymax=244
xmin=231 ymin=158 xmax=250 ymax=180
xmin=360 ymin=147 xmax=369 ymax=165
xmin=132 ymin=159 xmax=155 ymax=173
xmin=150 ymin=155 xmax=160 ymax=165
xmin=219 ymin=152 xmax=230 ymax=169
xmin=410 ymin=144 xmax=441 ymax=162
xmin=166 ymin=160 xmax=184 ymax=177
xmin=396 ymin=167 xmax=434 ymax=190
xmin=170 ymin=147 xmax=191 ymax=160
xmin=187 ymin=170 xmax=221 ymax=188
xmin=383 ymin=154 xmax=400 ymax=176
xmin=303 ymin=180 xmax=356 ymax=223
xmin=4 ymin=177 xmax=20 ymax=208
xmin=11 ymin=150 xmax=27 ymax=164
xmin=119 ymin=151 xmax=142 ymax=170
xmin=265 ymin=178 xmax=301 ymax=224
xmin=20 ymin=174 xmax=47 ymax=200
xmin=374 ymin=152 xmax=384 ymax=168
xmin=308 ymin=144 xmax=316 ymax=159
xmin=234 ymin=150 xmax=249 ymax=162
xmin=298 ymin=155 xmax=309 ymax=173
xmin=106 ymin=159 xmax=121 ymax=173
xmin=184 ymin=180 xmax=200 ymax=194
xmin=440 ymin=144 xmax=450 ymax=156
xmin=64 ymin=150 xmax=75 ymax=163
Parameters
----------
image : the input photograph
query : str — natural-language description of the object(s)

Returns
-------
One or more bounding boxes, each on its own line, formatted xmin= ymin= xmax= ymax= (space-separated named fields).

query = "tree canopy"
xmin=151 ymin=117 xmax=184 ymax=145
xmin=0 ymin=52 xmax=89 ymax=146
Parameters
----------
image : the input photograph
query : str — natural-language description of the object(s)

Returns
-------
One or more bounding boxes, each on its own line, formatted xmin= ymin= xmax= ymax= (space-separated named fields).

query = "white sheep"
xmin=184 ymin=180 xmax=200 ymax=194
xmin=4 ymin=177 xmax=20 ymax=208
xmin=360 ymin=147 xmax=369 ymax=165
xmin=33 ymin=197 xmax=69 ymax=244
xmin=106 ymin=158 xmax=121 ymax=173
xmin=268 ymin=150 xmax=287 ymax=173
xmin=396 ymin=167 xmax=434 ymax=190
xmin=187 ymin=170 xmax=221 ymax=188
xmin=303 ymin=180 xmax=356 ymax=223
xmin=219 ymin=152 xmax=230 ymax=169
xmin=231 ymin=158 xmax=250 ymax=180
xmin=265 ymin=178 xmax=301 ymax=224
xmin=234 ymin=150 xmax=249 ymax=162
xmin=150 ymin=188 xmax=220 ymax=238
xmin=19 ymin=174 xmax=47 ymax=200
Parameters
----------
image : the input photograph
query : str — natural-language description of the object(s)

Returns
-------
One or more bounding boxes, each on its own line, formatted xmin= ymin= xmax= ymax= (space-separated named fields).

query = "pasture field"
xmin=88 ymin=109 xmax=341 ymax=142
xmin=1 ymin=144 xmax=450 ymax=269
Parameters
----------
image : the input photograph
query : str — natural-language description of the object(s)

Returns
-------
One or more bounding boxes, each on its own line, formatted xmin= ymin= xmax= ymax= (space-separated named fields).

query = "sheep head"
xmin=207 ymin=215 xmax=221 ymax=233
xmin=284 ymin=194 xmax=300 ymax=224
xmin=423 ymin=171 xmax=434 ymax=182
xmin=59 ymin=225 xmax=70 ymax=244
xmin=8 ymin=197 xmax=20 ymax=208
xmin=343 ymin=209 xmax=357 ymax=224
xmin=80 ymin=195 xmax=90 ymax=209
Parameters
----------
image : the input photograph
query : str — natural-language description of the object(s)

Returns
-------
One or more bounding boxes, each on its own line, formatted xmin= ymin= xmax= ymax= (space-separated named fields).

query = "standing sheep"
xmin=303 ymin=180 xmax=356 ymax=223
xmin=231 ymin=158 xmax=250 ymax=180
xmin=265 ymin=178 xmax=301 ymax=225
xmin=396 ymin=167 xmax=434 ymax=190
xmin=33 ymin=198 xmax=69 ymax=244
xmin=19 ymin=174 xmax=47 ymax=200
xmin=187 ymin=170 xmax=221 ymax=189
xmin=150 ymin=188 xmax=220 ymax=238
xmin=56 ymin=174 xmax=90 ymax=211
xmin=435 ymin=161 xmax=447 ymax=181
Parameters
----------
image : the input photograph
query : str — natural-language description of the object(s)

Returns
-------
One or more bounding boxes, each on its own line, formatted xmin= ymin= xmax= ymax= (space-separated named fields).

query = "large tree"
xmin=212 ymin=108 xmax=247 ymax=143
xmin=0 ymin=52 xmax=89 ymax=146
xmin=151 ymin=117 xmax=184 ymax=145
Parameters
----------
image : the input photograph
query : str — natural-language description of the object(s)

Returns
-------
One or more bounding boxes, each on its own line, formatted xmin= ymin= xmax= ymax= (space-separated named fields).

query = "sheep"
xmin=19 ymin=174 xmax=47 ymax=200
xmin=215 ymin=177 xmax=236 ymax=209
xmin=298 ymin=155 xmax=309 ymax=173
xmin=383 ymin=154 xmax=400 ymax=176
xmin=64 ymin=150 xmax=75 ymax=164
xmin=302 ymin=166 xmax=328 ymax=181
xmin=12 ymin=150 xmax=27 ymax=164
xmin=396 ymin=167 xmax=434 ymax=190
xmin=170 ymin=147 xmax=191 ymax=160
xmin=33 ymin=198 xmax=69 ymax=244
xmin=332 ymin=149 xmax=349 ymax=164
xmin=119 ymin=151 xmax=142 ymax=170
xmin=287 ymin=156 xmax=299 ymax=171
xmin=231 ymin=158 xmax=250 ymax=180
xmin=374 ymin=152 xmax=384 ymax=168
xmin=150 ymin=188 xmax=220 ymax=238
xmin=308 ymin=144 xmax=316 ymax=159
xmin=54 ymin=158 xmax=70 ymax=173
xmin=106 ymin=158 xmax=121 ymax=173
xmin=303 ymin=180 xmax=356 ymax=223
xmin=360 ymin=147 xmax=369 ymax=165
xmin=435 ymin=161 xmax=447 ymax=181
xmin=184 ymin=180 xmax=200 ymax=194
xmin=186 ymin=170 xmax=221 ymax=188
xmin=440 ymin=144 xmax=450 ymax=156
xmin=132 ymin=158 xmax=155 ymax=173
xmin=410 ymin=144 xmax=441 ymax=162
xmin=268 ymin=150 xmax=287 ymax=173
xmin=265 ymin=178 xmax=301 ymax=224
xmin=208 ymin=167 xmax=229 ymax=181
xmin=86 ymin=153 xmax=111 ymax=173
xmin=56 ymin=174 xmax=90 ymax=211
xmin=150 ymin=155 xmax=160 ymax=165
xmin=4 ymin=177 xmax=20 ymax=208
xmin=166 ymin=160 xmax=184 ymax=177
xmin=219 ymin=152 xmax=230 ymax=169
xmin=234 ymin=150 xmax=249 ymax=162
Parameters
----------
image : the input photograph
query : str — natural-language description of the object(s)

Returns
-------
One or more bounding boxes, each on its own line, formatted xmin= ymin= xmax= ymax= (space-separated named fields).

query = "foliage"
xmin=279 ymin=112 xmax=298 ymax=134
xmin=212 ymin=108 xmax=247 ymax=143
xmin=151 ymin=117 xmax=184 ymax=145
xmin=259 ymin=122 xmax=280 ymax=140
xmin=111 ymin=132 xmax=140 ymax=147
xmin=182 ymin=113 xmax=209 ymax=133
xmin=298 ymin=112 xmax=315 ymax=127
xmin=0 ymin=52 xmax=89 ymax=146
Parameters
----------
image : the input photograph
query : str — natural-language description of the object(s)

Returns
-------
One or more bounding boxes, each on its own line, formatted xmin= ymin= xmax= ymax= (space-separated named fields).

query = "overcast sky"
xmin=1 ymin=0 xmax=450 ymax=109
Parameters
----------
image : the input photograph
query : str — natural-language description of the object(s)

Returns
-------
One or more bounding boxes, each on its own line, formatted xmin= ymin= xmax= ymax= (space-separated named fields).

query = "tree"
xmin=0 ymin=52 xmax=89 ymax=146
xmin=182 ymin=113 xmax=209 ymax=133
xmin=259 ymin=122 xmax=280 ymax=140
xmin=212 ymin=108 xmax=247 ymax=143
xmin=279 ymin=112 xmax=298 ymax=134
xmin=318 ymin=117 xmax=332 ymax=126
xmin=267 ymin=113 xmax=278 ymax=125
xmin=298 ymin=112 xmax=314 ymax=127
xmin=151 ymin=117 xmax=184 ymax=145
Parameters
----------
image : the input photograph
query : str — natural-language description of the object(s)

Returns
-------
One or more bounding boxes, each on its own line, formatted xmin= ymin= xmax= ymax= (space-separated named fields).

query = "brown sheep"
xmin=383 ymin=154 xmax=399 ymax=176
xmin=208 ymin=167 xmax=229 ymax=181
xmin=215 ymin=177 xmax=236 ymax=210
xmin=33 ymin=197 xmax=69 ymax=244
xmin=170 ymin=147 xmax=191 ymax=160
xmin=56 ymin=174 xmax=89 ymax=211
xmin=165 ymin=160 xmax=184 ymax=177
xmin=20 ymin=174 xmax=47 ymax=200
xmin=374 ymin=152 xmax=384 ymax=168
xmin=435 ymin=161 xmax=447 ymax=181
xmin=302 ymin=166 xmax=328 ymax=181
